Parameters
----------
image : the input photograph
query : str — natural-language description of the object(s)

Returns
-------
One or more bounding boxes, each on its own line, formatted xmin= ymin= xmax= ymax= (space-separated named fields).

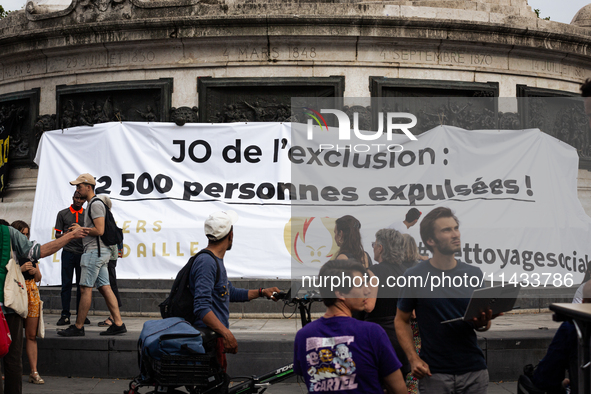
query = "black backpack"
xmin=88 ymin=197 xmax=124 ymax=254
xmin=159 ymin=249 xmax=220 ymax=322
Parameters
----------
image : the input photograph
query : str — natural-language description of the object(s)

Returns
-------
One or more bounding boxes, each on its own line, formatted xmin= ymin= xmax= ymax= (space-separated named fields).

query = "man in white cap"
xmin=58 ymin=173 xmax=126 ymax=337
xmin=190 ymin=210 xmax=280 ymax=370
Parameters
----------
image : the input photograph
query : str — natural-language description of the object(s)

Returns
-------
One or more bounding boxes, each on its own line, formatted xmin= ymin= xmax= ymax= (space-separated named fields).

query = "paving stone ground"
xmin=20 ymin=376 xmax=518 ymax=394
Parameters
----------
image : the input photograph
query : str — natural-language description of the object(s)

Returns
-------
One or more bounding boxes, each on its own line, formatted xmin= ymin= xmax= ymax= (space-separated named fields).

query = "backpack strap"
xmin=87 ymin=197 xmax=106 ymax=257
xmin=194 ymin=249 xmax=221 ymax=284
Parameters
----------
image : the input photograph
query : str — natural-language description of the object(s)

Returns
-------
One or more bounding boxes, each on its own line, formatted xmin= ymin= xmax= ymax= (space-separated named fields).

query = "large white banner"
xmin=32 ymin=122 xmax=591 ymax=287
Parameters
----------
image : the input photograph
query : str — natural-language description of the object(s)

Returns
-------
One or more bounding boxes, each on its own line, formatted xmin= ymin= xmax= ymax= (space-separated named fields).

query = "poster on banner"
xmin=31 ymin=122 xmax=591 ymax=290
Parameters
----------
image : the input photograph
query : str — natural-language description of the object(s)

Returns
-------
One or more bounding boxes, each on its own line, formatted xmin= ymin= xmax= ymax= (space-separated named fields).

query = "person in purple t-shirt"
xmin=294 ymin=259 xmax=407 ymax=394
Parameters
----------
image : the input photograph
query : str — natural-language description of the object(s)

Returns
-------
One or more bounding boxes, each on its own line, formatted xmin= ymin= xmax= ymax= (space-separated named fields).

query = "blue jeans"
xmin=60 ymin=250 xmax=82 ymax=318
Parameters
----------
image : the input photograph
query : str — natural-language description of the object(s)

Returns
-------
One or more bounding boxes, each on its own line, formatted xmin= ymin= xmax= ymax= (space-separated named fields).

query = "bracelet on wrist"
xmin=259 ymin=288 xmax=263 ymax=297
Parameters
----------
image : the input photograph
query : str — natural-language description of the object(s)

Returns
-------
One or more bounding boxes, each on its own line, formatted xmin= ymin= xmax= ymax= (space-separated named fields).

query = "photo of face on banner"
xmin=284 ymin=217 xmax=340 ymax=266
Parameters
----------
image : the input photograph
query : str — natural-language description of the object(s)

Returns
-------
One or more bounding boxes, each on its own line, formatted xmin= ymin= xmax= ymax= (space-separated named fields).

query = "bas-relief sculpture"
xmin=0 ymin=104 xmax=29 ymax=160
xmin=206 ymin=102 xmax=296 ymax=124
xmin=170 ymin=106 xmax=198 ymax=125
xmin=59 ymin=97 xmax=132 ymax=128
xmin=0 ymin=90 xmax=41 ymax=167
xmin=55 ymin=79 xmax=172 ymax=129
xmin=197 ymin=77 xmax=345 ymax=124
xmin=7 ymin=79 xmax=591 ymax=169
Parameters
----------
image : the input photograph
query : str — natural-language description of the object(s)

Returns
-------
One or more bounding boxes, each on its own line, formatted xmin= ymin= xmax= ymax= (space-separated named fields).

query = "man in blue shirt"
xmin=395 ymin=207 xmax=496 ymax=394
xmin=189 ymin=210 xmax=279 ymax=361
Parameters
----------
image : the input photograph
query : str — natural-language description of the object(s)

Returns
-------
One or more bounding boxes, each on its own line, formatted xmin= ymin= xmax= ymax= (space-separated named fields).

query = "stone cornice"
xmin=1 ymin=14 xmax=591 ymax=62
xmin=130 ymin=0 xmax=203 ymax=9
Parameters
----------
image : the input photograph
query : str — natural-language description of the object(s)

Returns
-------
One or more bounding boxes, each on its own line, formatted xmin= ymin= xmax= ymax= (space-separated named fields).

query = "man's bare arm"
xmin=383 ymin=369 xmax=408 ymax=394
xmin=88 ymin=216 xmax=105 ymax=237
xmin=70 ymin=216 xmax=104 ymax=237
xmin=394 ymin=308 xmax=431 ymax=379
xmin=39 ymin=226 xmax=88 ymax=258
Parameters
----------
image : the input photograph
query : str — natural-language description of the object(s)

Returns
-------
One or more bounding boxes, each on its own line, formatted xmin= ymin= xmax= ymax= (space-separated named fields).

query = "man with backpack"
xmin=58 ymin=173 xmax=126 ymax=337
xmin=190 ymin=210 xmax=280 ymax=368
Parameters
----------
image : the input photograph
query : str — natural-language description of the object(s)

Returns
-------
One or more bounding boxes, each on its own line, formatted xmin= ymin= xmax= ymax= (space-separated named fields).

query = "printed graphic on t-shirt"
xmin=305 ymin=336 xmax=358 ymax=392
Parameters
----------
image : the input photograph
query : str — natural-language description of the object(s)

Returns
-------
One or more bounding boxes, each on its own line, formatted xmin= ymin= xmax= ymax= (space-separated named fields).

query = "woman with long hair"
xmin=333 ymin=215 xmax=372 ymax=269
xmin=10 ymin=220 xmax=44 ymax=384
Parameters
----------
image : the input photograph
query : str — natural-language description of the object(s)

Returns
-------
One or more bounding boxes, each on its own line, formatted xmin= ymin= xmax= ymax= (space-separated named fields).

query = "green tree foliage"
xmin=0 ymin=5 xmax=7 ymax=19
xmin=534 ymin=8 xmax=551 ymax=21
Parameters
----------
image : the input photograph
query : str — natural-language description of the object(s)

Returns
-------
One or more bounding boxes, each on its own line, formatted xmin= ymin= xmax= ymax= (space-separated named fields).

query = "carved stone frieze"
xmin=344 ymin=105 xmax=372 ymax=131
xmin=197 ymin=77 xmax=345 ymax=124
xmin=517 ymin=85 xmax=590 ymax=168
xmin=498 ymin=112 xmax=521 ymax=130
xmin=0 ymin=89 xmax=40 ymax=167
xmin=33 ymin=114 xmax=57 ymax=140
xmin=59 ymin=96 xmax=131 ymax=128
xmin=170 ymin=106 xmax=198 ymax=125
xmin=370 ymin=78 xmax=500 ymax=136
xmin=55 ymin=78 xmax=172 ymax=128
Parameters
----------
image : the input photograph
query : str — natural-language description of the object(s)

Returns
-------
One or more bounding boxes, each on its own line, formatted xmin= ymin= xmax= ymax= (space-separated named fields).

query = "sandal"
xmin=98 ymin=317 xmax=114 ymax=327
xmin=29 ymin=372 xmax=44 ymax=384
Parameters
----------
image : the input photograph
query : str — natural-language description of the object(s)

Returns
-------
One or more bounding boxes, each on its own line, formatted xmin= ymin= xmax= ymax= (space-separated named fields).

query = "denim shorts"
xmin=79 ymin=248 xmax=111 ymax=288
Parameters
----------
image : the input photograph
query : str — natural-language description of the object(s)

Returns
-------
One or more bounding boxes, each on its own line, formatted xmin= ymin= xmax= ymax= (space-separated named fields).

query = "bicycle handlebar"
xmin=272 ymin=291 xmax=288 ymax=300
xmin=274 ymin=289 xmax=322 ymax=303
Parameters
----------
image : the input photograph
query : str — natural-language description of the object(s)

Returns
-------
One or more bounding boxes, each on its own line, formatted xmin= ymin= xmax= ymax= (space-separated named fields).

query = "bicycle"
xmin=125 ymin=289 xmax=322 ymax=394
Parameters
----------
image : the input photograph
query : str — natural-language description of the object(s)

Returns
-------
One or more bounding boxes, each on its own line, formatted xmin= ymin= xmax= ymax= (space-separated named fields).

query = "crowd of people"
xmin=0 ymin=190 xmax=580 ymax=394
xmin=0 ymin=77 xmax=588 ymax=394
xmin=292 ymin=208 xmax=496 ymax=394
xmin=188 ymin=205 xmax=590 ymax=394
xmin=185 ymin=207 xmax=494 ymax=394
xmin=0 ymin=172 xmax=127 ymax=394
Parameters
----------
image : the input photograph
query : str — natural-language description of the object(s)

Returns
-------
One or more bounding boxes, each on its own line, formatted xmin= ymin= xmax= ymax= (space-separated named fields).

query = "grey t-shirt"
xmin=54 ymin=206 xmax=85 ymax=254
xmin=83 ymin=196 xmax=107 ymax=251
